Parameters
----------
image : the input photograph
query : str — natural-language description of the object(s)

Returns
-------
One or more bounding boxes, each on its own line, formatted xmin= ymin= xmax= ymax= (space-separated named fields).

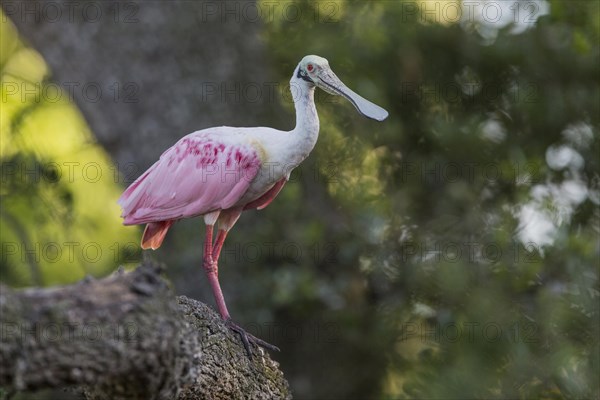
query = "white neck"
xmin=289 ymin=69 xmax=320 ymax=158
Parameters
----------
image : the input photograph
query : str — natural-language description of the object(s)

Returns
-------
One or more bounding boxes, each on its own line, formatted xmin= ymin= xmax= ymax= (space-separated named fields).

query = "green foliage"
xmin=0 ymin=16 xmax=139 ymax=287
xmin=260 ymin=0 xmax=599 ymax=398
xmin=2 ymin=1 xmax=598 ymax=398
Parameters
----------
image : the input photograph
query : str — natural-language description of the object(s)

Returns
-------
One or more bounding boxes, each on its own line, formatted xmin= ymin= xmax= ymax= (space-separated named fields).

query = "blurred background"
xmin=1 ymin=0 xmax=598 ymax=398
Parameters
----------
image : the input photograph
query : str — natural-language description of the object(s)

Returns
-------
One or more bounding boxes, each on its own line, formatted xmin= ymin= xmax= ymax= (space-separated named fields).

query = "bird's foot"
xmin=225 ymin=319 xmax=280 ymax=359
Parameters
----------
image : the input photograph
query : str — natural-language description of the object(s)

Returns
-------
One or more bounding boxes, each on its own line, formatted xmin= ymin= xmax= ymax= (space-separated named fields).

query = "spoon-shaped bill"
xmin=317 ymin=69 xmax=389 ymax=121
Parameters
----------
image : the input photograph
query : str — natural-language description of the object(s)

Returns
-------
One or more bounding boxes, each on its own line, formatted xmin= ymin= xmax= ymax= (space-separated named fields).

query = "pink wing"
xmin=118 ymin=134 xmax=261 ymax=225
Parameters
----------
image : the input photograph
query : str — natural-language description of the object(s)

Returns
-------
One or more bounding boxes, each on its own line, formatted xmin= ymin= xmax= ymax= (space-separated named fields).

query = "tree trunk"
xmin=0 ymin=263 xmax=291 ymax=399
xmin=4 ymin=0 xmax=287 ymax=172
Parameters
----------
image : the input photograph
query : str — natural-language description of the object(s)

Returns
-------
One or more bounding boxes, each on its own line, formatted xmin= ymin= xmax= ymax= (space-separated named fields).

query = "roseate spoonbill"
xmin=118 ymin=55 xmax=388 ymax=357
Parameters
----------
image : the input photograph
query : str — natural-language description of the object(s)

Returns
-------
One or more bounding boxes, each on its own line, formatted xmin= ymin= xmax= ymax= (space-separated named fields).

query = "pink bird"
xmin=119 ymin=55 xmax=388 ymax=357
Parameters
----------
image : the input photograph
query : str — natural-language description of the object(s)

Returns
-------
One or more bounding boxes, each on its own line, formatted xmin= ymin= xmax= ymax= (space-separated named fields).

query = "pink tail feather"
xmin=141 ymin=221 xmax=174 ymax=250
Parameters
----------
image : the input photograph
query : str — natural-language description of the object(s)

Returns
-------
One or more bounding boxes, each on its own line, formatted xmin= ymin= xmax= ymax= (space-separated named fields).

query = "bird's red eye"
xmin=307 ymin=64 xmax=314 ymax=72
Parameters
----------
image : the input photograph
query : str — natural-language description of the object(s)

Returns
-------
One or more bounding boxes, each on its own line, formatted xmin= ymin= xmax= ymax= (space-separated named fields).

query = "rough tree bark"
xmin=0 ymin=262 xmax=291 ymax=399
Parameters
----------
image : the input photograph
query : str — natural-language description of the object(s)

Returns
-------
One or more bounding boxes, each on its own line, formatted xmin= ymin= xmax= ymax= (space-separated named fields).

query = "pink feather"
xmin=118 ymin=133 xmax=261 ymax=226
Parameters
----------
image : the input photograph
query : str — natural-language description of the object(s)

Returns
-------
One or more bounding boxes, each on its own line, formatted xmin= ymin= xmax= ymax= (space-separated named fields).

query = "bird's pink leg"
xmin=204 ymin=213 xmax=280 ymax=358
xmin=212 ymin=229 xmax=228 ymax=262
xmin=203 ymin=224 xmax=231 ymax=320
xmin=210 ymin=208 xmax=240 ymax=269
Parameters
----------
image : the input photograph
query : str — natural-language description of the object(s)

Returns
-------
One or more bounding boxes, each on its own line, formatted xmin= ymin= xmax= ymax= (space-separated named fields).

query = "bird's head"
xmin=294 ymin=55 xmax=388 ymax=121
